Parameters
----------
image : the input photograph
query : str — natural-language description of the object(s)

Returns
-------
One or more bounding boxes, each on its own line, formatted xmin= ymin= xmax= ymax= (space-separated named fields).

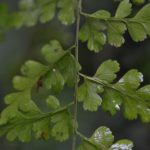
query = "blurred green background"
xmin=0 ymin=0 xmax=150 ymax=150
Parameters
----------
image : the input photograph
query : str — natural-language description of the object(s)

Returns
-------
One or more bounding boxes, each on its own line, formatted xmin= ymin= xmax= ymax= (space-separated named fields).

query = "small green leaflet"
xmin=41 ymin=40 xmax=65 ymax=65
xmin=20 ymin=60 xmax=48 ymax=78
xmin=46 ymin=95 xmax=60 ymax=110
xmin=79 ymin=19 xmax=106 ymax=52
xmin=110 ymin=139 xmax=133 ymax=150
xmin=91 ymin=126 xmax=114 ymax=148
xmin=77 ymin=126 xmax=133 ymax=150
xmin=115 ymin=0 xmax=132 ymax=18
xmin=90 ymin=10 xmax=111 ymax=19
xmin=127 ymin=3 xmax=150 ymax=41
xmin=51 ymin=110 xmax=73 ymax=142
xmin=95 ymin=60 xmax=120 ymax=83
xmin=57 ymin=0 xmax=76 ymax=25
xmin=102 ymin=89 xmax=122 ymax=115
xmin=43 ymin=69 xmax=65 ymax=93
xmin=77 ymin=140 xmax=98 ymax=150
xmin=77 ymin=79 xmax=102 ymax=111
xmin=107 ymin=21 xmax=127 ymax=47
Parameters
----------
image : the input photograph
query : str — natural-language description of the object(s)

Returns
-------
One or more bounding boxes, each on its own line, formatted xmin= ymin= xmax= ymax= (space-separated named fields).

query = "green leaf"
xmin=110 ymin=139 xmax=133 ymax=150
xmin=33 ymin=118 xmax=51 ymax=140
xmin=21 ymin=60 xmax=48 ymax=78
xmin=51 ymin=110 xmax=73 ymax=142
xmin=79 ymin=19 xmax=106 ymax=52
xmin=46 ymin=96 xmax=60 ymax=110
xmin=41 ymin=40 xmax=65 ymax=64
xmin=39 ymin=2 xmax=56 ymax=23
xmin=87 ymin=32 xmax=106 ymax=52
xmin=115 ymin=69 xmax=143 ymax=90
xmin=78 ymin=80 xmax=102 ymax=111
xmin=6 ymin=126 xmax=20 ymax=141
xmin=107 ymin=21 xmax=127 ymax=47
xmin=77 ymin=140 xmax=98 ymax=150
xmin=95 ymin=60 xmax=120 ymax=83
xmin=56 ymin=53 xmax=81 ymax=87
xmin=57 ymin=0 xmax=76 ymax=25
xmin=123 ymin=96 xmax=150 ymax=122
xmin=19 ymin=0 xmax=34 ymax=10
xmin=123 ymin=97 xmax=138 ymax=120
xmin=137 ymin=85 xmax=150 ymax=100
xmin=90 ymin=126 xmax=114 ymax=148
xmin=102 ymin=89 xmax=122 ymax=115
xmin=115 ymin=0 xmax=132 ymax=18
xmin=43 ymin=69 xmax=65 ymax=93
xmin=90 ymin=10 xmax=111 ymax=19
xmin=12 ymin=76 xmax=34 ymax=91
xmin=4 ymin=91 xmax=30 ymax=105
xmin=127 ymin=22 xmax=147 ymax=42
xmin=134 ymin=3 xmax=150 ymax=35
xmin=18 ymin=125 xmax=32 ymax=142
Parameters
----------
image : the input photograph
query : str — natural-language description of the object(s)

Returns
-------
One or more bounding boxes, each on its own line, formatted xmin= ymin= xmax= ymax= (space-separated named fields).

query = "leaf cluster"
xmin=80 ymin=0 xmax=150 ymax=52
xmin=78 ymin=60 xmax=150 ymax=122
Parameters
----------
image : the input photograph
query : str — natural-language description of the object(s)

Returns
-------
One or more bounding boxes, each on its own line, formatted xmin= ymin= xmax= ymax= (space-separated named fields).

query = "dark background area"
xmin=0 ymin=0 xmax=150 ymax=150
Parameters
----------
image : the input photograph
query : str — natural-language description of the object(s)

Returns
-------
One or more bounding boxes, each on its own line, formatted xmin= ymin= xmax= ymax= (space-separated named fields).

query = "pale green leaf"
xmin=21 ymin=60 xmax=48 ymax=78
xmin=115 ymin=0 xmax=132 ymax=18
xmin=110 ymin=139 xmax=133 ymax=150
xmin=33 ymin=118 xmax=51 ymax=140
xmin=78 ymin=80 xmax=102 ymax=111
xmin=137 ymin=85 xmax=150 ymax=100
xmin=90 ymin=10 xmax=111 ymax=19
xmin=102 ymin=89 xmax=122 ymax=115
xmin=40 ymin=2 xmax=56 ymax=23
xmin=43 ymin=69 xmax=65 ymax=93
xmin=12 ymin=76 xmax=34 ymax=91
xmin=87 ymin=32 xmax=106 ymax=53
xmin=4 ymin=91 xmax=30 ymax=105
xmin=127 ymin=22 xmax=147 ymax=42
xmin=57 ymin=0 xmax=76 ymax=25
xmin=134 ymin=3 xmax=150 ymax=36
xmin=123 ymin=97 xmax=138 ymax=120
xmin=115 ymin=69 xmax=143 ymax=90
xmin=77 ymin=140 xmax=98 ymax=150
xmin=95 ymin=60 xmax=120 ymax=83
xmin=79 ymin=19 xmax=106 ymax=52
xmin=90 ymin=126 xmax=114 ymax=148
xmin=41 ymin=40 xmax=65 ymax=64
xmin=107 ymin=21 xmax=127 ymax=47
xmin=51 ymin=110 xmax=73 ymax=142
xmin=56 ymin=53 xmax=81 ymax=87
xmin=18 ymin=125 xmax=32 ymax=142
xmin=46 ymin=96 xmax=60 ymax=110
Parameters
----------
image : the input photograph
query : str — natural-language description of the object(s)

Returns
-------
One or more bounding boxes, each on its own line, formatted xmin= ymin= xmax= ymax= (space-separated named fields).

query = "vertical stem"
xmin=72 ymin=0 xmax=82 ymax=150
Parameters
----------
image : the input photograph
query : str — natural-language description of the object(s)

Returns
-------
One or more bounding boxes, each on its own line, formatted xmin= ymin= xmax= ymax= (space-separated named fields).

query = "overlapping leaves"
xmin=9 ymin=0 xmax=76 ymax=28
xmin=78 ymin=59 xmax=150 ymax=122
xmin=80 ymin=0 xmax=150 ymax=52
xmin=0 ymin=40 xmax=78 ymax=142
xmin=77 ymin=126 xmax=133 ymax=150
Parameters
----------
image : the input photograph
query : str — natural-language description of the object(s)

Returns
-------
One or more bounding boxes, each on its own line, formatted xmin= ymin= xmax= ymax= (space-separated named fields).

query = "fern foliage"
xmin=0 ymin=0 xmax=150 ymax=149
